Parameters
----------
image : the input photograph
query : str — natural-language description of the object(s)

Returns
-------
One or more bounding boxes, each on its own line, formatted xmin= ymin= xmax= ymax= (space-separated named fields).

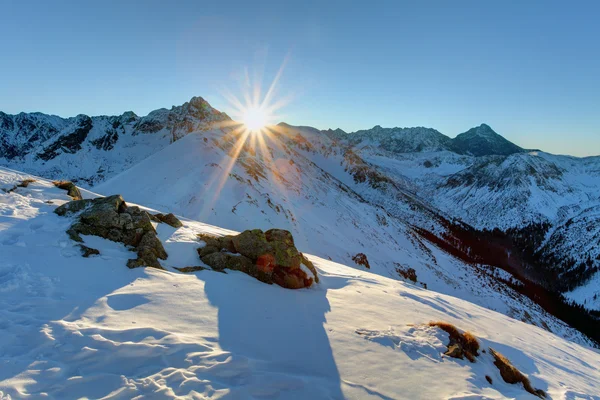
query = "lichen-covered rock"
xmin=201 ymin=252 xmax=253 ymax=273
xmin=197 ymin=229 xmax=317 ymax=289
xmin=266 ymin=229 xmax=302 ymax=269
xmin=197 ymin=233 xmax=236 ymax=253
xmin=231 ymin=229 xmax=273 ymax=260
xmin=55 ymin=194 xmax=167 ymax=269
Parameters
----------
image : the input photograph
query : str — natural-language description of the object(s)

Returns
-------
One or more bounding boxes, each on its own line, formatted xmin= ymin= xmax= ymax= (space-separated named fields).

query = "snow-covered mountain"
xmin=1 ymin=97 xmax=598 ymax=329
xmin=1 ymin=167 xmax=599 ymax=399
xmin=359 ymin=147 xmax=600 ymax=307
xmin=0 ymin=97 xmax=229 ymax=186
xmin=327 ymin=123 xmax=526 ymax=157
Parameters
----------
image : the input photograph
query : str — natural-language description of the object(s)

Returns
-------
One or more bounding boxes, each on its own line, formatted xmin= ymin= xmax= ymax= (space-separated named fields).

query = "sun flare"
xmin=243 ymin=106 xmax=268 ymax=132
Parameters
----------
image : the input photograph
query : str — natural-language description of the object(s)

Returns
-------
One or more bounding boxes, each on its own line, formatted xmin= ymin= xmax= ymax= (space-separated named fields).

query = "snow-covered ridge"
xmin=327 ymin=123 xmax=527 ymax=157
xmin=0 ymin=167 xmax=599 ymax=399
xmin=0 ymin=96 xmax=230 ymax=186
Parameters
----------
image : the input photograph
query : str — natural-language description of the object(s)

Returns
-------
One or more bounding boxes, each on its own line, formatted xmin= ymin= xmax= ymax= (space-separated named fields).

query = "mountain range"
xmin=1 ymin=96 xmax=599 ymax=342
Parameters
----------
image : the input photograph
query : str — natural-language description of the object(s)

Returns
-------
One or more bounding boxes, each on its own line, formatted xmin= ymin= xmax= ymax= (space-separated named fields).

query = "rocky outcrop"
xmin=490 ymin=348 xmax=546 ymax=398
xmin=428 ymin=321 xmax=480 ymax=363
xmin=196 ymin=229 xmax=319 ymax=289
xmin=52 ymin=180 xmax=82 ymax=200
xmin=352 ymin=253 xmax=371 ymax=269
xmin=55 ymin=195 xmax=167 ymax=269
xmin=150 ymin=212 xmax=183 ymax=228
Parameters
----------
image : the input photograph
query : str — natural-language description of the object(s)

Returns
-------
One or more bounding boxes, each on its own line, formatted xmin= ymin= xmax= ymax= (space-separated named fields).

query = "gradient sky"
xmin=1 ymin=0 xmax=598 ymax=156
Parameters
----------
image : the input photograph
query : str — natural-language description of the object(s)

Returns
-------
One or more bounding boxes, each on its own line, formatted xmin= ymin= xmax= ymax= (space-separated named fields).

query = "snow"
xmin=91 ymin=130 xmax=593 ymax=342
xmin=1 ymin=167 xmax=600 ymax=399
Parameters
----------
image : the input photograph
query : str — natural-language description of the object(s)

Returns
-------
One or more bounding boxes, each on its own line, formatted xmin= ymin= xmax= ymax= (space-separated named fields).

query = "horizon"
xmin=1 ymin=1 xmax=599 ymax=156
xmin=2 ymin=94 xmax=597 ymax=158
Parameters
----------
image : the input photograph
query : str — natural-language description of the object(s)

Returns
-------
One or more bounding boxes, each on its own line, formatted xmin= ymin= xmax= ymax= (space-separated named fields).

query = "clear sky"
xmin=1 ymin=0 xmax=598 ymax=156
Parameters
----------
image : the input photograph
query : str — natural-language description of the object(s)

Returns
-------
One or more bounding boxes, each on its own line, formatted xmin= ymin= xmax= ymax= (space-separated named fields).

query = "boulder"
xmin=153 ymin=212 xmax=183 ymax=228
xmin=52 ymin=180 xmax=83 ymax=200
xmin=201 ymin=252 xmax=253 ymax=273
xmin=231 ymin=229 xmax=273 ymax=260
xmin=55 ymin=194 xmax=167 ymax=270
xmin=197 ymin=229 xmax=318 ymax=289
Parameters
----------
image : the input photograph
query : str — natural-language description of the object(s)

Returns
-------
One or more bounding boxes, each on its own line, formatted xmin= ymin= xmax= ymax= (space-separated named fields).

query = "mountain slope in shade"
xmin=0 ymin=97 xmax=229 ymax=186
xmin=93 ymin=128 xmax=594 ymax=345
xmin=451 ymin=123 xmax=525 ymax=156
xmin=360 ymin=148 xmax=600 ymax=305
xmin=1 ymin=167 xmax=599 ymax=399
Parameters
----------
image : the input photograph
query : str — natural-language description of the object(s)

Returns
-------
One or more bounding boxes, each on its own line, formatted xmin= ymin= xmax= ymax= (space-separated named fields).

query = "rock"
xmin=52 ymin=180 xmax=83 ymax=200
xmin=444 ymin=344 xmax=464 ymax=359
xmin=175 ymin=266 xmax=208 ymax=273
xmin=197 ymin=229 xmax=318 ymax=289
xmin=197 ymin=245 xmax=220 ymax=258
xmin=352 ymin=253 xmax=371 ymax=269
xmin=266 ymin=229 xmax=302 ymax=269
xmin=78 ymin=245 xmax=100 ymax=257
xmin=55 ymin=199 xmax=92 ymax=216
xmin=265 ymin=228 xmax=295 ymax=245
xmin=137 ymin=231 xmax=168 ymax=260
xmin=301 ymin=254 xmax=320 ymax=283
xmin=155 ymin=212 xmax=183 ymax=228
xmin=17 ymin=178 xmax=36 ymax=188
xmin=127 ymin=244 xmax=165 ymax=269
xmin=55 ymin=194 xmax=167 ymax=270
xmin=231 ymin=229 xmax=273 ymax=260
xmin=201 ymin=252 xmax=253 ymax=273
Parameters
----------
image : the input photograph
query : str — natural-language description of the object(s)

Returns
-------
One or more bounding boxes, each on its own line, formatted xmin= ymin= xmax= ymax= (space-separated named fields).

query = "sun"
xmin=243 ymin=106 xmax=268 ymax=133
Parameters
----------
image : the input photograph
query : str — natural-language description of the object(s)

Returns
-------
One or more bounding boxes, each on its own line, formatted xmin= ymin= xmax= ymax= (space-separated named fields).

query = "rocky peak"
xmin=451 ymin=124 xmax=524 ymax=157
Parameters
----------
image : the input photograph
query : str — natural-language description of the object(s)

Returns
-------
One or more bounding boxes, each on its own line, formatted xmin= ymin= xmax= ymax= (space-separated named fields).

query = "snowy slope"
xmin=1 ymin=167 xmax=599 ymax=399
xmin=92 ymin=130 xmax=591 ymax=345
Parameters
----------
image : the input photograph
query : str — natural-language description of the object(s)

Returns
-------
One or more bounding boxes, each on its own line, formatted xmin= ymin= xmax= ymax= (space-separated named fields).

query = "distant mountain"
xmin=326 ymin=125 xmax=452 ymax=153
xmin=451 ymin=123 xmax=525 ymax=156
xmin=329 ymin=123 xmax=525 ymax=157
xmin=0 ymin=97 xmax=229 ymax=185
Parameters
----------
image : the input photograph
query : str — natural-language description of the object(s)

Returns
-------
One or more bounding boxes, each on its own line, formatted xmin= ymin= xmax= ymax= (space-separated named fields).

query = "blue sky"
xmin=0 ymin=0 xmax=598 ymax=156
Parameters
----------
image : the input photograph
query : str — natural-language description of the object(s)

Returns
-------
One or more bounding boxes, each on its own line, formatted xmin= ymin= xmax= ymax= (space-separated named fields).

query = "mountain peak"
xmin=451 ymin=124 xmax=524 ymax=156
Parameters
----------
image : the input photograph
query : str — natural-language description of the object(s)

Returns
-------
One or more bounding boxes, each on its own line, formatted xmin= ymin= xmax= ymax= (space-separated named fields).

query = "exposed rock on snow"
xmin=490 ymin=348 xmax=547 ymax=398
xmin=429 ymin=321 xmax=480 ymax=363
xmin=352 ymin=252 xmax=371 ymax=269
xmin=151 ymin=212 xmax=183 ymax=228
xmin=78 ymin=244 xmax=100 ymax=257
xmin=198 ymin=229 xmax=319 ymax=289
xmin=52 ymin=180 xmax=82 ymax=200
xmin=54 ymin=194 xmax=167 ymax=269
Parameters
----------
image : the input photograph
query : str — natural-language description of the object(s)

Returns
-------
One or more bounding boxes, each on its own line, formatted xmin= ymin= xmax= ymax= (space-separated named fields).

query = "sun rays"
xmin=197 ymin=58 xmax=302 ymax=224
